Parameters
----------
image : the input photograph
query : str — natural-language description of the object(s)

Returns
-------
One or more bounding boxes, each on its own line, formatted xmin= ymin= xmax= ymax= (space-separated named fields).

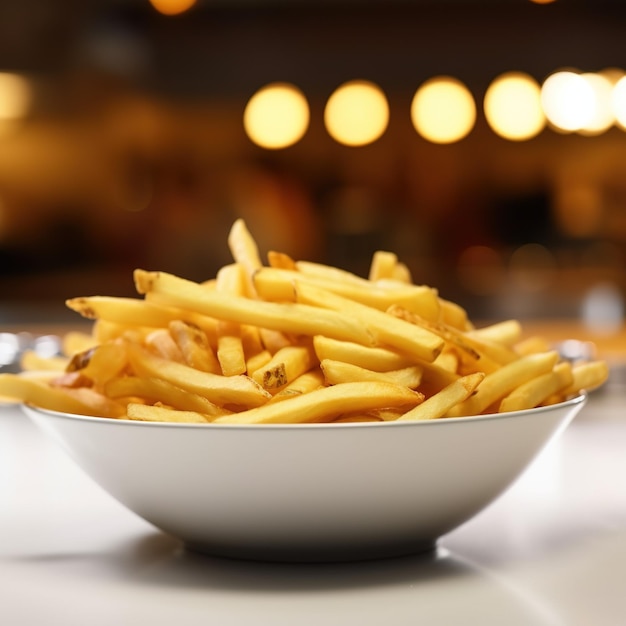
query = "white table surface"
xmin=2 ymin=385 xmax=625 ymax=626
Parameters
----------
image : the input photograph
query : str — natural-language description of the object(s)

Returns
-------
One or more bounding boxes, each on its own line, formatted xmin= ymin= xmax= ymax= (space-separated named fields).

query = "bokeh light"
xmin=578 ymin=73 xmax=615 ymax=135
xmin=582 ymin=282 xmax=624 ymax=335
xmin=541 ymin=70 xmax=595 ymax=132
xmin=324 ymin=80 xmax=389 ymax=146
xmin=411 ymin=77 xmax=476 ymax=144
xmin=484 ymin=72 xmax=545 ymax=141
xmin=148 ymin=0 xmax=197 ymax=15
xmin=612 ymin=75 xmax=626 ymax=130
xmin=0 ymin=73 xmax=32 ymax=120
xmin=244 ymin=83 xmax=310 ymax=149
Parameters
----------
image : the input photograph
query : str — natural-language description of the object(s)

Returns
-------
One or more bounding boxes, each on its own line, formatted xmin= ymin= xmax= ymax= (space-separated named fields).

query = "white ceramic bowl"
xmin=22 ymin=394 xmax=586 ymax=562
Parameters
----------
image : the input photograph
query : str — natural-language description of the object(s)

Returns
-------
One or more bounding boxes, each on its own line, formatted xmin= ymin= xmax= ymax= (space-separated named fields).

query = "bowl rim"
xmin=20 ymin=392 xmax=587 ymax=431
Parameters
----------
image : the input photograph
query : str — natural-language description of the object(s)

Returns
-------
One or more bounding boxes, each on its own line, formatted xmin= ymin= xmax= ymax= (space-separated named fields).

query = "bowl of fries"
xmin=2 ymin=219 xmax=606 ymax=561
xmin=22 ymin=394 xmax=586 ymax=562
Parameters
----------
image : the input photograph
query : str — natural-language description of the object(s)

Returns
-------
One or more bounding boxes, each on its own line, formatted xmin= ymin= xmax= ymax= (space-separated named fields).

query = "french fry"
xmin=253 ymin=266 xmax=441 ymax=320
xmin=369 ymin=250 xmax=399 ymax=281
xmin=267 ymin=250 xmax=297 ymax=270
xmin=514 ymin=336 xmax=552 ymax=356
xmin=61 ymin=330 xmax=98 ymax=357
xmin=294 ymin=282 xmax=443 ymax=363
xmin=313 ymin=335 xmax=415 ymax=372
xmin=466 ymin=319 xmax=522 ymax=347
xmin=126 ymin=343 xmax=271 ymax=409
xmin=387 ymin=305 xmax=508 ymax=374
xmin=561 ymin=360 xmax=609 ymax=396
xmin=446 ymin=351 xmax=560 ymax=417
xmin=67 ymin=341 xmax=129 ymax=388
xmin=438 ymin=298 xmax=472 ymax=331
xmin=266 ymin=368 xmax=325 ymax=403
xmin=295 ymin=260 xmax=368 ymax=285
xmin=321 ymin=359 xmax=423 ymax=390
xmin=213 ymin=381 xmax=423 ymax=425
xmin=246 ymin=350 xmax=273 ymax=375
xmin=227 ymin=218 xmax=263 ymax=298
xmin=215 ymin=263 xmax=247 ymax=376
xmin=66 ymin=296 xmax=203 ymax=330
xmin=145 ymin=328 xmax=185 ymax=363
xmin=134 ymin=269 xmax=374 ymax=347
xmin=20 ymin=350 xmax=68 ymax=372
xmin=127 ymin=403 xmax=211 ymax=424
xmin=0 ymin=373 xmax=123 ymax=417
xmin=398 ymin=373 xmax=485 ymax=421
xmin=499 ymin=362 xmax=573 ymax=412
xmin=105 ymin=376 xmax=228 ymax=417
xmin=169 ymin=320 xmax=221 ymax=374
xmin=252 ymin=344 xmax=316 ymax=390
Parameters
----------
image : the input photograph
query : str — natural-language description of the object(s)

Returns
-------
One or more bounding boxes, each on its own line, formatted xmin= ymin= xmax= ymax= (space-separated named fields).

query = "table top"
xmin=2 ymin=384 xmax=625 ymax=626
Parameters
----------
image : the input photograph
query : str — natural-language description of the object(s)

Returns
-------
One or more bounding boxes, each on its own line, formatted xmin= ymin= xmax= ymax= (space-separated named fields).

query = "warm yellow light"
xmin=244 ymin=83 xmax=310 ymax=149
xmin=529 ymin=0 xmax=557 ymax=4
xmin=578 ymin=73 xmax=615 ymax=135
xmin=148 ymin=0 xmax=197 ymax=15
xmin=612 ymin=76 xmax=626 ymax=130
xmin=484 ymin=72 xmax=545 ymax=141
xmin=541 ymin=71 xmax=595 ymax=132
xmin=411 ymin=77 xmax=476 ymax=144
xmin=0 ymin=73 xmax=31 ymax=120
xmin=324 ymin=80 xmax=389 ymax=146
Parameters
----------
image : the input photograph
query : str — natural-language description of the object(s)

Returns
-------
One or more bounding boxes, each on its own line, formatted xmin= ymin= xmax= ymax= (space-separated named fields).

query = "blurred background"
xmin=0 ymin=0 xmax=625 ymax=341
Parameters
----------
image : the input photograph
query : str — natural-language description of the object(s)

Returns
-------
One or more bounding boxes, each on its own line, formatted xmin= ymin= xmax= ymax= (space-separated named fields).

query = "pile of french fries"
xmin=0 ymin=219 xmax=608 ymax=424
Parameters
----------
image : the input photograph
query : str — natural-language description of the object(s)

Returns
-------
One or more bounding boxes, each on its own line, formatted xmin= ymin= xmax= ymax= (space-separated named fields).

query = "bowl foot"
xmin=183 ymin=539 xmax=438 ymax=563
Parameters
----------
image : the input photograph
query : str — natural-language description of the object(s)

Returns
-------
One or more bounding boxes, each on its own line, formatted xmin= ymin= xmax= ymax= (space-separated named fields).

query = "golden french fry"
xmin=252 ymin=344 xmax=316 ymax=390
xmin=145 ymin=329 xmax=185 ymax=363
xmin=466 ymin=319 xmax=522 ymax=347
xmin=66 ymin=296 xmax=201 ymax=330
xmin=294 ymin=282 xmax=443 ymax=363
xmin=514 ymin=336 xmax=552 ymax=356
xmin=267 ymin=250 xmax=297 ymax=270
xmin=432 ymin=350 xmax=458 ymax=373
xmin=295 ymin=260 xmax=367 ymax=285
xmin=369 ymin=250 xmax=399 ymax=281
xmin=227 ymin=218 xmax=263 ymax=298
xmin=499 ymin=362 xmax=574 ymax=412
xmin=446 ymin=351 xmax=560 ymax=417
xmin=61 ymin=331 xmax=98 ymax=357
xmin=398 ymin=373 xmax=485 ymax=421
xmin=313 ymin=335 xmax=415 ymax=372
xmin=246 ymin=350 xmax=273 ymax=375
xmin=253 ymin=266 xmax=441 ymax=320
xmin=215 ymin=263 xmax=247 ymax=376
xmin=105 ymin=376 xmax=228 ymax=417
xmin=563 ymin=360 xmax=609 ymax=396
xmin=134 ymin=270 xmax=374 ymax=347
xmin=438 ymin=298 xmax=472 ymax=331
xmin=169 ymin=320 xmax=221 ymax=374
xmin=0 ymin=373 xmax=123 ymax=417
xmin=267 ymin=368 xmax=325 ymax=403
xmin=127 ymin=403 xmax=211 ymax=424
xmin=125 ymin=343 xmax=271 ymax=409
xmin=213 ymin=381 xmax=423 ymax=425
xmin=20 ymin=350 xmax=68 ymax=372
xmin=387 ymin=305 xmax=507 ymax=374
xmin=321 ymin=359 xmax=423 ymax=389
xmin=67 ymin=341 xmax=128 ymax=388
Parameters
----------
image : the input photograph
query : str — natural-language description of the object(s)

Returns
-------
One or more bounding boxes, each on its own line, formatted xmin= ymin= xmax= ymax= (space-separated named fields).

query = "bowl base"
xmin=183 ymin=539 xmax=438 ymax=563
